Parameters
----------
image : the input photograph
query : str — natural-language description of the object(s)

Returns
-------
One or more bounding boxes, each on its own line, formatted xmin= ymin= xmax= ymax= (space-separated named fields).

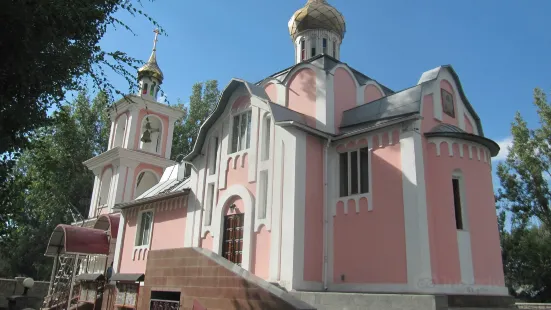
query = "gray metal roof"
xmin=418 ymin=65 xmax=484 ymax=136
xmin=340 ymin=84 xmax=423 ymax=129
xmin=257 ymin=54 xmax=394 ymax=96
xmin=183 ymin=79 xmax=272 ymax=162
xmin=425 ymin=124 xmax=499 ymax=157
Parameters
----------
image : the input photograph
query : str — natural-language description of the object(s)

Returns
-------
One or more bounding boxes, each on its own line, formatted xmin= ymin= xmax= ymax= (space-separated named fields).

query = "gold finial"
xmin=153 ymin=28 xmax=160 ymax=51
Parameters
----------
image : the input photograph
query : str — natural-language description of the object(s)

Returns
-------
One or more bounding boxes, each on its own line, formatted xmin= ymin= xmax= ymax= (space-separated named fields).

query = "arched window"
xmin=112 ymin=115 xmax=127 ymax=148
xmin=150 ymin=82 xmax=156 ymax=98
xmin=98 ymin=168 xmax=113 ymax=207
xmin=139 ymin=115 xmax=163 ymax=155
xmin=300 ymin=39 xmax=306 ymax=61
xmin=323 ymin=38 xmax=328 ymax=54
xmin=262 ymin=115 xmax=271 ymax=161
xmin=135 ymin=171 xmax=159 ymax=198
xmin=142 ymin=83 xmax=148 ymax=95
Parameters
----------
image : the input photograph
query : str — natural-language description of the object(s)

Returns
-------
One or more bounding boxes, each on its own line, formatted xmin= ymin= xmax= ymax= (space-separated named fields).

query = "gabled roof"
xmin=183 ymin=79 xmax=274 ymax=162
xmin=418 ymin=65 xmax=484 ymax=136
xmin=256 ymin=54 xmax=394 ymax=96
xmin=340 ymin=65 xmax=485 ymax=137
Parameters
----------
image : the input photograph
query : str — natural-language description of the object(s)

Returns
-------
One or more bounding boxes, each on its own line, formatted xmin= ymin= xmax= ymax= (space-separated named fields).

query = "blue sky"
xmin=100 ymin=0 xmax=551 ymax=186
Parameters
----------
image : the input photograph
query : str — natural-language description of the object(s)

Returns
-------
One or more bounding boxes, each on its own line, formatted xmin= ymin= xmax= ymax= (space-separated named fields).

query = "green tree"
xmin=497 ymin=88 xmax=551 ymax=227
xmin=171 ymin=80 xmax=220 ymax=160
xmin=0 ymin=91 xmax=110 ymax=279
xmin=497 ymin=88 xmax=551 ymax=301
xmin=0 ymin=0 xmax=162 ymax=191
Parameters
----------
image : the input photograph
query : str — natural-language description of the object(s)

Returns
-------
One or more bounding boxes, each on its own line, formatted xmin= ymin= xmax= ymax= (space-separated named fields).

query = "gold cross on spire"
xmin=153 ymin=28 xmax=160 ymax=51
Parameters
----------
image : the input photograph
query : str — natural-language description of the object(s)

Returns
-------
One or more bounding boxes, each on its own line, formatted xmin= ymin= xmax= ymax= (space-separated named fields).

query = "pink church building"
xmin=44 ymin=1 xmax=509 ymax=309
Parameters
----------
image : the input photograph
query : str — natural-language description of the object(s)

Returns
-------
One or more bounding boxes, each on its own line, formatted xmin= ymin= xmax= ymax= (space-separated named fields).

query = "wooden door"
xmin=222 ymin=214 xmax=244 ymax=266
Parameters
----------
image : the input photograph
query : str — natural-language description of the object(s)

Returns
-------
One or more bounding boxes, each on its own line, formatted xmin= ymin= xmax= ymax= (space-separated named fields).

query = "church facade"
xmin=46 ymin=0 xmax=507 ymax=307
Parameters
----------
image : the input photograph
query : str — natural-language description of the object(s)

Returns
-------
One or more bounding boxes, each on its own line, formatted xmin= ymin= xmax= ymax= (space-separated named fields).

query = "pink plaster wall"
xmin=219 ymin=155 xmax=256 ymax=197
xmin=303 ymin=135 xmax=324 ymax=282
xmin=119 ymin=197 xmax=187 ymax=274
xmin=287 ymin=68 xmax=317 ymax=127
xmin=231 ymin=96 xmax=250 ymax=112
xmin=251 ymin=225 xmax=271 ymax=280
xmin=201 ymin=232 xmax=213 ymax=250
xmin=364 ymin=84 xmax=383 ymax=104
xmin=333 ymin=130 xmax=407 ymax=284
xmin=334 ymin=68 xmax=358 ymax=131
xmin=131 ymin=163 xmax=164 ymax=199
xmin=264 ymin=83 xmax=278 ymax=103
xmin=464 ymin=115 xmax=474 ymax=134
xmin=424 ymin=141 xmax=504 ymax=285
xmin=133 ymin=109 xmax=169 ymax=157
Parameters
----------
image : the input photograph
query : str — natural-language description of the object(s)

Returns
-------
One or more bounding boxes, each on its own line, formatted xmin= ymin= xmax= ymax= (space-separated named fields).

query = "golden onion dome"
xmin=138 ymin=50 xmax=164 ymax=82
xmin=288 ymin=0 xmax=346 ymax=40
xmin=138 ymin=29 xmax=164 ymax=82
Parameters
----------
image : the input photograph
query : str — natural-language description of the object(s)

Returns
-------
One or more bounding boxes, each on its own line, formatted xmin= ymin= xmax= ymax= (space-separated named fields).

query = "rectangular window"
xmin=209 ymin=137 xmax=219 ymax=175
xmin=205 ymin=184 xmax=215 ymax=226
xmin=340 ymin=147 xmax=369 ymax=197
xmin=262 ymin=117 xmax=271 ymax=161
xmin=300 ymin=40 xmax=305 ymax=61
xmin=333 ymin=41 xmax=337 ymax=57
xmin=452 ymin=178 xmax=463 ymax=230
xmin=258 ymin=171 xmax=268 ymax=219
xmin=311 ymin=47 xmax=316 ymax=57
xmin=339 ymin=152 xmax=348 ymax=197
xmin=442 ymin=89 xmax=455 ymax=118
xmin=231 ymin=110 xmax=252 ymax=153
xmin=323 ymin=38 xmax=328 ymax=54
xmin=360 ymin=148 xmax=369 ymax=193
xmin=136 ymin=211 xmax=153 ymax=246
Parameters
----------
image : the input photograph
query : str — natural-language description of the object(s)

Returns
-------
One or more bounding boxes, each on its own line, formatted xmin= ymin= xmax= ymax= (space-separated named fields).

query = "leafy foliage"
xmin=171 ymin=80 xmax=220 ymax=160
xmin=497 ymin=88 xmax=551 ymax=301
xmin=0 ymin=0 xmax=162 ymax=193
xmin=497 ymin=88 xmax=551 ymax=228
xmin=0 ymin=92 xmax=110 ymax=279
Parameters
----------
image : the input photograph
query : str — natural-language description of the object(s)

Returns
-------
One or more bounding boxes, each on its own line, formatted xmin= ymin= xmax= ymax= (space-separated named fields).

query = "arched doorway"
xmin=213 ymin=185 xmax=255 ymax=270
xmin=221 ymin=198 xmax=245 ymax=266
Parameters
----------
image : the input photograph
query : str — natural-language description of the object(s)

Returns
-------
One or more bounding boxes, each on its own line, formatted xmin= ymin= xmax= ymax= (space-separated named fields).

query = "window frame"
xmin=229 ymin=109 xmax=252 ymax=154
xmin=339 ymin=147 xmax=370 ymax=198
xmin=441 ymin=88 xmax=455 ymax=118
xmin=300 ymin=39 xmax=306 ymax=61
xmin=135 ymin=210 xmax=154 ymax=247
xmin=451 ymin=173 xmax=468 ymax=231
xmin=262 ymin=114 xmax=271 ymax=161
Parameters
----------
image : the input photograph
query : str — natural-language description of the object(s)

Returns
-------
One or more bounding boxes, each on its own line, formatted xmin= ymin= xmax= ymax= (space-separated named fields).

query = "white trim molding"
xmin=212 ymin=184 xmax=255 ymax=271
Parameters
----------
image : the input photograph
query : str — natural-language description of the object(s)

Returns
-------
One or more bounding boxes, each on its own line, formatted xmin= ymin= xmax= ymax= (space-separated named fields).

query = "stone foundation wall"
xmin=0 ymin=277 xmax=49 ymax=309
xmin=139 ymin=247 xmax=315 ymax=310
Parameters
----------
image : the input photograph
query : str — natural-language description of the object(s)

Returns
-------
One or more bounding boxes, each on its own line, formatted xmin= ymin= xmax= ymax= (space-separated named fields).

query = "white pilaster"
xmin=165 ymin=118 xmax=176 ymax=159
xmin=400 ymin=121 xmax=432 ymax=287
xmin=113 ymin=210 xmax=126 ymax=272
xmin=88 ymin=175 xmax=101 ymax=218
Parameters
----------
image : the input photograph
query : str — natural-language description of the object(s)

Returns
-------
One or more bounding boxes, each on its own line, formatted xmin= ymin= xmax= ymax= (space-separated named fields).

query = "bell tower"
xmin=83 ymin=29 xmax=184 ymax=218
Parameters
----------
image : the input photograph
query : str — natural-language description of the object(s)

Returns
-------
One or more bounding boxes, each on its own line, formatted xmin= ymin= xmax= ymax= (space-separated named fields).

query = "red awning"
xmin=94 ymin=213 xmax=120 ymax=237
xmin=45 ymin=224 xmax=109 ymax=257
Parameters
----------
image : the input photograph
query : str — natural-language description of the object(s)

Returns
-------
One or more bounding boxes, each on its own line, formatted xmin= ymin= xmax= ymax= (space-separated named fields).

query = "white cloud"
xmin=493 ymin=136 xmax=513 ymax=161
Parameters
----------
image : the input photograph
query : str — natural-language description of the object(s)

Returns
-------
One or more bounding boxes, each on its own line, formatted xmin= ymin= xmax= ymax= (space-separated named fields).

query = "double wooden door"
xmin=222 ymin=214 xmax=244 ymax=266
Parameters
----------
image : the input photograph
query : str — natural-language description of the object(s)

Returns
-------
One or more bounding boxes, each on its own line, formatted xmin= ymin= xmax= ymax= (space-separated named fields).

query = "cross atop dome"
xmin=288 ymin=0 xmax=346 ymax=63
xmin=137 ymin=29 xmax=164 ymax=100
